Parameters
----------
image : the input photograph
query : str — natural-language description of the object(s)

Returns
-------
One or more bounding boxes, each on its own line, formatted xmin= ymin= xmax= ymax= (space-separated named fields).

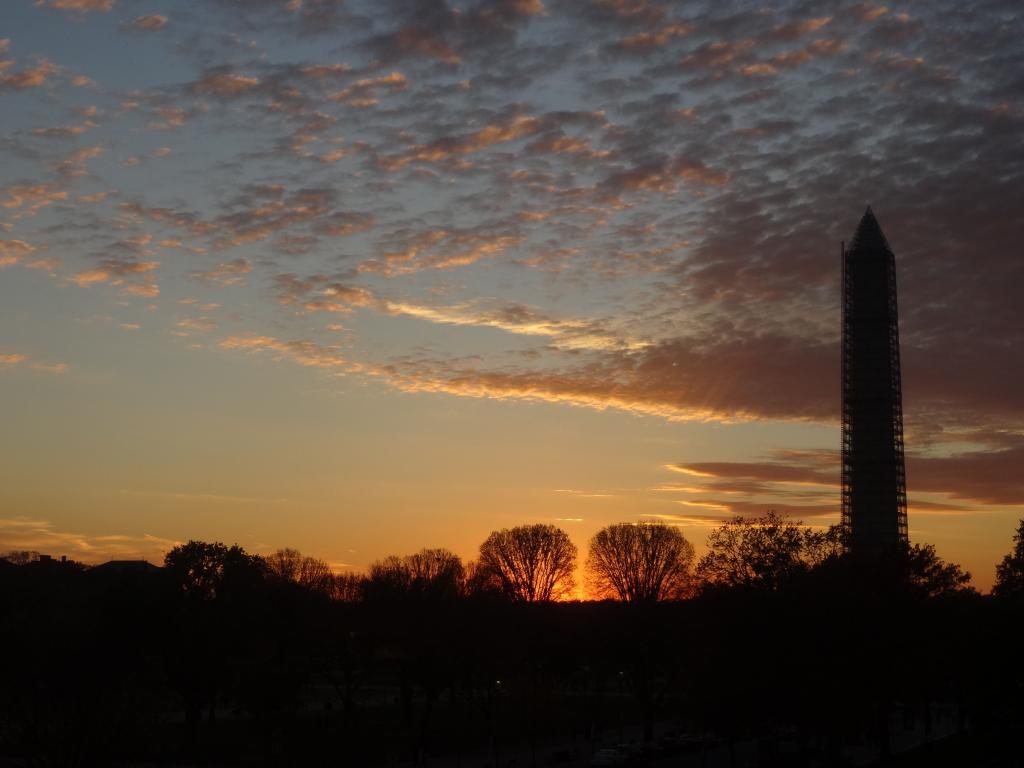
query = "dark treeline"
xmin=1 ymin=516 xmax=1022 ymax=767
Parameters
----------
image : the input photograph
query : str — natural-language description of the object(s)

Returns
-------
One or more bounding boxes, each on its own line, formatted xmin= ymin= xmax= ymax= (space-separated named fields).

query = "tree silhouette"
xmin=900 ymin=542 xmax=973 ymax=597
xmin=366 ymin=548 xmax=464 ymax=600
xmin=332 ymin=571 xmax=364 ymax=602
xmin=2 ymin=550 xmax=41 ymax=565
xmin=162 ymin=541 xmax=267 ymax=742
xmin=993 ymin=518 xmax=1024 ymax=599
xmin=586 ymin=522 xmax=694 ymax=602
xmin=265 ymin=547 xmax=334 ymax=595
xmin=163 ymin=540 xmax=264 ymax=601
xmin=696 ymin=511 xmax=829 ymax=591
xmin=477 ymin=524 xmax=576 ymax=602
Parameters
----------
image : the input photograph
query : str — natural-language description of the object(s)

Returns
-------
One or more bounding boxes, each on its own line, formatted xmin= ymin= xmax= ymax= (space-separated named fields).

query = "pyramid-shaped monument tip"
xmin=850 ymin=206 xmax=890 ymax=254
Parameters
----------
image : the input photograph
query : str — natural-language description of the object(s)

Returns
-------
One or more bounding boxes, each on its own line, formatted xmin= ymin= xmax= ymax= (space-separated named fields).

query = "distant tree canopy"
xmin=332 ymin=571 xmax=364 ymax=602
xmin=163 ymin=540 xmax=264 ymax=601
xmin=366 ymin=548 xmax=464 ymax=600
xmin=898 ymin=542 xmax=973 ymax=598
xmin=586 ymin=522 xmax=695 ymax=602
xmin=696 ymin=512 xmax=841 ymax=591
xmin=477 ymin=524 xmax=576 ymax=602
xmin=265 ymin=547 xmax=334 ymax=595
xmin=993 ymin=518 xmax=1024 ymax=599
xmin=2 ymin=551 xmax=41 ymax=565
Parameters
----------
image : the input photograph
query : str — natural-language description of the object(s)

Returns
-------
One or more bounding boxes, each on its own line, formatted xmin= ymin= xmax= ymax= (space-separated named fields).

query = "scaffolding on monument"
xmin=840 ymin=207 xmax=909 ymax=551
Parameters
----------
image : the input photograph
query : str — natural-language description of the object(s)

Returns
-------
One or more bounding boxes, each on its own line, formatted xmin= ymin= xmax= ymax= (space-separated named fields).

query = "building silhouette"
xmin=841 ymin=207 xmax=908 ymax=554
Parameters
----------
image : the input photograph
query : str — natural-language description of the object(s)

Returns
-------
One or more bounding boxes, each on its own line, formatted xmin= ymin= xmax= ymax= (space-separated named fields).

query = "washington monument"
xmin=841 ymin=207 xmax=909 ymax=555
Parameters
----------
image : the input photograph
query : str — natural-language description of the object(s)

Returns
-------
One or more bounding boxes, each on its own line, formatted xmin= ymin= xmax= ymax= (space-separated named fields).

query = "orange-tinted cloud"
xmin=0 ymin=352 xmax=68 ymax=374
xmin=0 ymin=517 xmax=176 ymax=565
xmin=681 ymin=39 xmax=755 ymax=70
xmin=219 ymin=335 xmax=347 ymax=369
xmin=70 ymin=257 xmax=159 ymax=295
xmin=614 ymin=22 xmax=692 ymax=51
xmin=35 ymin=0 xmax=114 ymax=11
xmin=368 ymin=331 xmax=837 ymax=423
xmin=0 ymin=58 xmax=59 ymax=90
xmin=381 ymin=115 xmax=544 ymax=170
xmin=188 ymin=258 xmax=252 ymax=286
xmin=193 ymin=71 xmax=260 ymax=98
xmin=32 ymin=119 xmax=98 ymax=138
xmin=358 ymin=227 xmax=521 ymax=276
xmin=0 ymin=239 xmax=36 ymax=268
xmin=327 ymin=71 xmax=407 ymax=107
xmin=771 ymin=16 xmax=832 ymax=40
xmin=380 ymin=26 xmax=461 ymax=65
xmin=124 ymin=14 xmax=168 ymax=31
xmin=56 ymin=145 xmax=104 ymax=177
xmin=598 ymin=157 xmax=728 ymax=199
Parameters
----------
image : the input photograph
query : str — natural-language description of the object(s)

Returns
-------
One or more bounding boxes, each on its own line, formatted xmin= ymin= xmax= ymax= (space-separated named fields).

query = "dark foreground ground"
xmin=2 ymin=556 xmax=1021 ymax=767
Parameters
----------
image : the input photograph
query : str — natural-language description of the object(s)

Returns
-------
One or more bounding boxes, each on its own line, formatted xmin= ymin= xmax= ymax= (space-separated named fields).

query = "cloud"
xmin=382 ymin=300 xmax=641 ymax=350
xmin=358 ymin=226 xmax=522 ymax=275
xmin=0 ymin=517 xmax=175 ymax=565
xmin=0 ymin=58 xmax=59 ymax=90
xmin=31 ymin=119 xmax=98 ymax=138
xmin=612 ymin=22 xmax=692 ymax=52
xmin=192 ymin=70 xmax=261 ymax=98
xmin=56 ymin=145 xmax=104 ymax=177
xmin=123 ymin=14 xmax=168 ymax=32
xmin=120 ymin=283 xmax=160 ymax=297
xmin=188 ymin=257 xmax=253 ymax=286
xmin=0 ymin=239 xmax=36 ymax=268
xmin=770 ymin=16 xmax=832 ymax=40
xmin=273 ymin=273 xmax=379 ymax=314
xmin=667 ymin=454 xmax=837 ymax=487
xmin=69 ymin=257 xmax=159 ymax=295
xmin=597 ymin=156 xmax=729 ymax=199
xmin=174 ymin=316 xmax=217 ymax=335
xmin=0 ymin=352 xmax=68 ymax=374
xmin=34 ymin=0 xmax=114 ymax=11
xmin=219 ymin=334 xmax=347 ymax=369
xmin=680 ymin=39 xmax=755 ymax=71
xmin=909 ymin=442 xmax=1024 ymax=506
xmin=312 ymin=212 xmax=375 ymax=236
xmin=272 ymin=272 xmax=633 ymax=347
xmin=0 ymin=183 xmax=68 ymax=216
xmin=380 ymin=114 xmax=544 ymax=170
xmin=658 ymin=440 xmax=1024 ymax=524
xmin=120 ymin=186 xmax=369 ymax=251
xmin=363 ymin=327 xmax=842 ymax=423
xmin=327 ymin=70 xmax=407 ymax=107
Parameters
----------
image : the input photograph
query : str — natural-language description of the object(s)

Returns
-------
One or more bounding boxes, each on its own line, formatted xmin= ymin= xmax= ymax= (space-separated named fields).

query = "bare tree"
xmin=332 ymin=571 xmax=364 ymax=602
xmin=265 ymin=548 xmax=334 ymax=594
xmin=367 ymin=548 xmax=464 ymax=598
xmin=2 ymin=550 xmax=41 ymax=565
xmin=586 ymin=522 xmax=695 ymax=602
xmin=477 ymin=524 xmax=577 ymax=602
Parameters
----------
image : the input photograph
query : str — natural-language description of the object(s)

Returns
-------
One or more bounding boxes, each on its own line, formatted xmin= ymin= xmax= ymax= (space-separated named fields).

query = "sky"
xmin=1 ymin=0 xmax=1021 ymax=591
